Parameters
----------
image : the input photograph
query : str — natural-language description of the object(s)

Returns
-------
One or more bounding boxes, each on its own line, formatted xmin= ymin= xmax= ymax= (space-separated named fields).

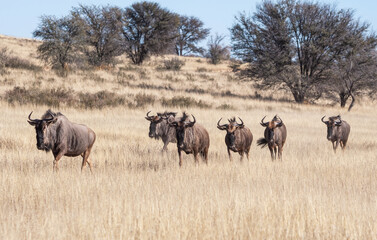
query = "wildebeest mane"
xmin=41 ymin=109 xmax=64 ymax=119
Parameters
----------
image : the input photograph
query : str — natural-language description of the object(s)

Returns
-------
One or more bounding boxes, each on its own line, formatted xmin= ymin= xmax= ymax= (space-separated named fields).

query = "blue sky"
xmin=1 ymin=0 xmax=377 ymax=45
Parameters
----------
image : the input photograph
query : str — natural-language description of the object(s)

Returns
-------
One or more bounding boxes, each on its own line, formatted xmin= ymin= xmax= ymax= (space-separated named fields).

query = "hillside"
xmin=0 ymin=34 xmax=377 ymax=239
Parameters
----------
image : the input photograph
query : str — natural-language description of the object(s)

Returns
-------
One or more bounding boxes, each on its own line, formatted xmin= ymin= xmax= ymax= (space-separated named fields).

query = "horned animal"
xmin=169 ymin=112 xmax=210 ymax=167
xmin=145 ymin=111 xmax=177 ymax=152
xmin=257 ymin=115 xmax=287 ymax=161
xmin=27 ymin=110 xmax=96 ymax=172
xmin=321 ymin=115 xmax=350 ymax=152
xmin=217 ymin=117 xmax=253 ymax=161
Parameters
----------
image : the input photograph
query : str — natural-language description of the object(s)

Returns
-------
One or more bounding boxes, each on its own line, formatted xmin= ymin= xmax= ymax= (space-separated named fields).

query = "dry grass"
xmin=0 ymin=35 xmax=377 ymax=239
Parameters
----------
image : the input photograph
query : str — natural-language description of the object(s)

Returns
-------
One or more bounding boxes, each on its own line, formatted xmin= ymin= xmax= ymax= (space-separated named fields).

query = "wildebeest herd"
xmin=27 ymin=109 xmax=351 ymax=171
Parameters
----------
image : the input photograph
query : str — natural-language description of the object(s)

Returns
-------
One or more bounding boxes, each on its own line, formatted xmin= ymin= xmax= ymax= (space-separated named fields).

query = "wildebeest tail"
xmin=257 ymin=138 xmax=268 ymax=148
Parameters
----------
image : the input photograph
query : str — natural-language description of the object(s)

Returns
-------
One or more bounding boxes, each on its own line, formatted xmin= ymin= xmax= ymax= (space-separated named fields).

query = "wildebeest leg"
xmin=53 ymin=152 xmax=64 ymax=172
xmin=278 ymin=145 xmax=283 ymax=161
xmin=203 ymin=148 xmax=208 ymax=165
xmin=273 ymin=147 xmax=277 ymax=160
xmin=227 ymin=148 xmax=233 ymax=162
xmin=239 ymin=151 xmax=244 ymax=162
xmin=82 ymin=147 xmax=93 ymax=173
xmin=245 ymin=148 xmax=250 ymax=161
xmin=333 ymin=140 xmax=339 ymax=153
xmin=268 ymin=146 xmax=274 ymax=161
xmin=200 ymin=149 xmax=208 ymax=165
xmin=178 ymin=149 xmax=183 ymax=167
xmin=193 ymin=151 xmax=199 ymax=165
xmin=161 ymin=142 xmax=168 ymax=153
xmin=341 ymin=140 xmax=347 ymax=150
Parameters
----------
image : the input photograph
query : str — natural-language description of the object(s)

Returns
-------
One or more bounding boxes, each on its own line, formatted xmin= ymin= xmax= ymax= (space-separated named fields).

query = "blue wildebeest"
xmin=257 ymin=115 xmax=287 ymax=161
xmin=27 ymin=110 xmax=96 ymax=172
xmin=321 ymin=115 xmax=350 ymax=152
xmin=217 ymin=117 xmax=253 ymax=161
xmin=145 ymin=111 xmax=177 ymax=152
xmin=169 ymin=112 xmax=210 ymax=167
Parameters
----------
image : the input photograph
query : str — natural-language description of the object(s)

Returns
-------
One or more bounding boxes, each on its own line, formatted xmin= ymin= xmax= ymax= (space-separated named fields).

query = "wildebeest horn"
xmin=27 ymin=111 xmax=39 ymax=125
xmin=335 ymin=119 xmax=342 ymax=126
xmin=186 ymin=114 xmax=196 ymax=127
xmin=321 ymin=116 xmax=328 ymax=124
xmin=145 ymin=111 xmax=154 ymax=121
xmin=260 ymin=116 xmax=268 ymax=127
xmin=191 ymin=115 xmax=196 ymax=124
xmin=237 ymin=117 xmax=244 ymax=127
xmin=44 ymin=110 xmax=55 ymax=122
xmin=275 ymin=116 xmax=283 ymax=127
xmin=217 ymin=118 xmax=227 ymax=130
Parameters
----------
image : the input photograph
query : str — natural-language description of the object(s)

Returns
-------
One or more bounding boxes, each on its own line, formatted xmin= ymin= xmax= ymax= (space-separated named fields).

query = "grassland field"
xmin=0 ymin=34 xmax=377 ymax=239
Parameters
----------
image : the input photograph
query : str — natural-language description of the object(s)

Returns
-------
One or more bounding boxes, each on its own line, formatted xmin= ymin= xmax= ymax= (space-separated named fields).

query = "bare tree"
xmin=73 ymin=5 xmax=124 ymax=67
xmin=230 ymin=0 xmax=361 ymax=103
xmin=206 ymin=34 xmax=230 ymax=64
xmin=33 ymin=14 xmax=84 ymax=73
xmin=175 ymin=15 xmax=210 ymax=56
xmin=121 ymin=1 xmax=179 ymax=65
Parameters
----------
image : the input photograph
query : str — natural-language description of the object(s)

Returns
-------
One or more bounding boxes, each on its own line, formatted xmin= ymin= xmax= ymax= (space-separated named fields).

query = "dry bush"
xmin=162 ymin=96 xmax=211 ymax=108
xmin=5 ymin=86 xmax=74 ymax=107
xmin=77 ymin=91 xmax=126 ymax=109
xmin=133 ymin=93 xmax=156 ymax=108
xmin=216 ymin=103 xmax=235 ymax=110
xmin=4 ymin=87 xmax=127 ymax=109
xmin=161 ymin=57 xmax=185 ymax=71
xmin=0 ymin=47 xmax=41 ymax=71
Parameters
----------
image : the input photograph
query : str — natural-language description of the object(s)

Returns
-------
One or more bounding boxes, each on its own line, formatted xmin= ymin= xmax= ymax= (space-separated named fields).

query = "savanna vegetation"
xmin=0 ymin=0 xmax=377 ymax=239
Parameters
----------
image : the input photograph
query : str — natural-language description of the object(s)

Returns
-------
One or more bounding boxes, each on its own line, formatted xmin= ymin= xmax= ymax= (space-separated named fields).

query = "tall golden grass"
xmin=0 ymin=35 xmax=377 ymax=239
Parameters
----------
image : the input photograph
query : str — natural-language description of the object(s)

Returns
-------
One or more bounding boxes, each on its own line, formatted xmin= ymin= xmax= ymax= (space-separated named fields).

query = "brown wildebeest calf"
xmin=217 ymin=117 xmax=253 ymax=161
xmin=28 ymin=110 xmax=96 ymax=172
xmin=321 ymin=115 xmax=351 ymax=152
xmin=257 ymin=115 xmax=287 ymax=161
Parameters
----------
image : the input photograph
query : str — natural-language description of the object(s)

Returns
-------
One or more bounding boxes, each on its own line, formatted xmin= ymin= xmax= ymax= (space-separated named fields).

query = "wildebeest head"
xmin=260 ymin=115 xmax=283 ymax=144
xmin=27 ymin=110 xmax=57 ymax=151
xmin=217 ymin=117 xmax=244 ymax=150
xmin=169 ymin=112 xmax=196 ymax=149
xmin=321 ymin=115 xmax=342 ymax=140
xmin=145 ymin=111 xmax=176 ymax=139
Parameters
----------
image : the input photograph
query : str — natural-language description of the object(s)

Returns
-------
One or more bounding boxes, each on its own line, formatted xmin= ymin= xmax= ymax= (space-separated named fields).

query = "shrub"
xmin=216 ymin=103 xmax=235 ymax=110
xmin=0 ymin=47 xmax=42 ymax=71
xmin=77 ymin=90 xmax=126 ymax=109
xmin=134 ymin=93 xmax=155 ymax=108
xmin=5 ymin=86 xmax=74 ymax=107
xmin=4 ymin=86 xmax=126 ymax=109
xmin=162 ymin=57 xmax=185 ymax=71
xmin=161 ymin=96 xmax=211 ymax=108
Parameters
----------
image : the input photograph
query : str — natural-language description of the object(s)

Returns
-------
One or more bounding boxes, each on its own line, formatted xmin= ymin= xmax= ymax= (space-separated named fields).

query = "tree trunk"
xmin=291 ymin=89 xmax=305 ymax=103
xmin=347 ymin=91 xmax=355 ymax=112
xmin=339 ymin=91 xmax=349 ymax=108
